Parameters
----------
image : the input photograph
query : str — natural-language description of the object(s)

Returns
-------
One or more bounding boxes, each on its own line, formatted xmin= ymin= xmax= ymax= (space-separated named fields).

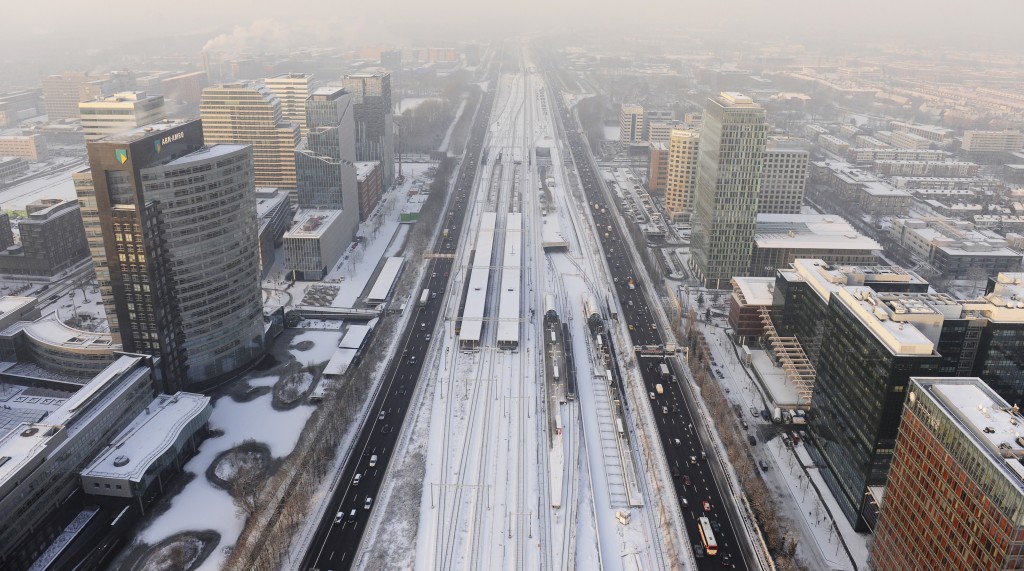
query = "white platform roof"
xmin=497 ymin=213 xmax=522 ymax=346
xmin=366 ymin=257 xmax=405 ymax=302
xmin=461 ymin=212 xmax=497 ymax=344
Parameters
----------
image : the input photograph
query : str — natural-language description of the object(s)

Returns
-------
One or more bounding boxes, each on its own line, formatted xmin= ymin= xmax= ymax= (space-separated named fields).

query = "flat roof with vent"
xmin=80 ymin=392 xmax=210 ymax=484
xmin=914 ymin=378 xmax=1024 ymax=491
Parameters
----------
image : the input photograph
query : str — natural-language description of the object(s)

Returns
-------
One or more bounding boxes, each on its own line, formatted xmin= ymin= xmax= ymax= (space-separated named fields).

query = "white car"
xmin=369 ymin=454 xmax=378 ymax=467
xmin=364 ymin=496 xmax=373 ymax=510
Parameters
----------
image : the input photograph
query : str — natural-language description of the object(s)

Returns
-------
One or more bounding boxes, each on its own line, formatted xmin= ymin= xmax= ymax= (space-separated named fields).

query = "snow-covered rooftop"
xmin=835 ymin=287 xmax=936 ymax=356
xmin=161 ymin=144 xmax=247 ymax=165
xmin=366 ymin=257 xmax=405 ymax=303
xmin=755 ymin=214 xmax=880 ymax=251
xmin=731 ymin=276 xmax=776 ymax=306
xmin=461 ymin=212 xmax=497 ymax=344
xmin=285 ymin=209 xmax=344 ymax=239
xmin=80 ymin=392 xmax=211 ymax=482
xmin=496 ymin=213 xmax=522 ymax=346
xmin=339 ymin=323 xmax=373 ymax=349
xmin=1 ymin=311 xmax=114 ymax=353
xmin=915 ymin=378 xmax=1024 ymax=494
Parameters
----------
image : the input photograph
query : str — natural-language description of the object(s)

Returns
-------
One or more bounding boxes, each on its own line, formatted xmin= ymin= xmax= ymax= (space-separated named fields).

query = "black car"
xmin=748 ymin=435 xmax=757 ymax=446
xmin=671 ymin=466 xmax=680 ymax=478
xmin=693 ymin=544 xmax=704 ymax=559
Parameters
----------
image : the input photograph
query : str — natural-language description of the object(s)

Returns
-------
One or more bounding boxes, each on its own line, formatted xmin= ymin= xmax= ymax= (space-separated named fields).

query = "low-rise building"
xmin=729 ymin=276 xmax=775 ymax=345
xmin=874 ymin=160 xmax=978 ymax=178
xmin=890 ymin=217 xmax=1022 ymax=280
xmin=283 ymin=209 xmax=349 ymax=280
xmin=0 ymin=135 xmax=47 ymax=162
xmin=751 ymin=214 xmax=880 ymax=276
xmin=0 ymin=312 xmax=116 ymax=384
xmin=355 ymin=161 xmax=383 ymax=221
xmin=0 ymin=156 xmax=28 ymax=183
xmin=0 ymin=355 xmax=156 ymax=570
xmin=963 ymin=130 xmax=1024 ymax=154
xmin=81 ymin=392 xmax=211 ymax=512
xmin=0 ymin=199 xmax=90 ymax=278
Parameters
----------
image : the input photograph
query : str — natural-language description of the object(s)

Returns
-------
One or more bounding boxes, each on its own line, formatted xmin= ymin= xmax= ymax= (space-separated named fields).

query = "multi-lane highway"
xmin=300 ymin=59 xmax=499 ymax=571
xmin=542 ymin=54 xmax=754 ymax=570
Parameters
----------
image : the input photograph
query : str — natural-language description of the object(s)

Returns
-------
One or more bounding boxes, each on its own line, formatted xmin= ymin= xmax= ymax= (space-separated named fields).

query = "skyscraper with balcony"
xmin=871 ymin=377 xmax=1024 ymax=571
xmin=81 ymin=119 xmax=264 ymax=390
xmin=342 ymin=73 xmax=394 ymax=189
xmin=690 ymin=92 xmax=768 ymax=288
xmin=200 ymin=83 xmax=300 ymax=191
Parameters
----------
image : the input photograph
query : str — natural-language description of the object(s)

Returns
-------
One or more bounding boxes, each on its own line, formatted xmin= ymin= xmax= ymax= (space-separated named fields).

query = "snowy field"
xmin=0 ymin=158 xmax=86 ymax=210
xmin=120 ymin=329 xmax=346 ymax=569
xmin=136 ymin=383 xmax=316 ymax=570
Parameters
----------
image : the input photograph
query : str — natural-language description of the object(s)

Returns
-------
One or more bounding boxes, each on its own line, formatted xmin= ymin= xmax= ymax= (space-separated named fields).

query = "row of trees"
xmin=684 ymin=308 xmax=808 ymax=571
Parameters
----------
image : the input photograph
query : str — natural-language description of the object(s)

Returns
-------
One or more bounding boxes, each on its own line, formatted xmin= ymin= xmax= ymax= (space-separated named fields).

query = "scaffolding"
xmin=758 ymin=307 xmax=815 ymax=406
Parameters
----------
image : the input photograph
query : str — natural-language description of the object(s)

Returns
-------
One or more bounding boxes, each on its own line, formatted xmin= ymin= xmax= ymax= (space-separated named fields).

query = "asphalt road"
xmin=301 ymin=63 xmax=500 ymax=571
xmin=544 ymin=60 xmax=749 ymax=569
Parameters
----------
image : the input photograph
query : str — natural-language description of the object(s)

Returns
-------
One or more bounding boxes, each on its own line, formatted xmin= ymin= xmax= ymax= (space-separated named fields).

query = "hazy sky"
xmin=3 ymin=0 xmax=1024 ymax=55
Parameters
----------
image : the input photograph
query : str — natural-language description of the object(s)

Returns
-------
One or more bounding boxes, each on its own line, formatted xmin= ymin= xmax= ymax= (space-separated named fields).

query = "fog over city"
xmin=3 ymin=2 xmax=1024 ymax=571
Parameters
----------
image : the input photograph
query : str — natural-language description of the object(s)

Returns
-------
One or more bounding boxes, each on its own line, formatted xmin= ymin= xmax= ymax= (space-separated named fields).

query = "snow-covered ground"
xmin=135 ymin=372 xmax=318 ymax=570
xmin=0 ymin=158 xmax=86 ymax=210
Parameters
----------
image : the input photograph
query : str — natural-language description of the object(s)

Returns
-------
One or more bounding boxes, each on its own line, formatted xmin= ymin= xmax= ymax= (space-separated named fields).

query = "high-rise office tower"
xmin=619 ymin=103 xmax=644 ymax=146
xmin=264 ymin=73 xmax=314 ymax=136
xmin=809 ymin=285 xmax=942 ymax=531
xmin=664 ymin=128 xmax=700 ymax=221
xmin=871 ymin=377 xmax=1024 ymax=571
xmin=200 ymin=83 xmax=300 ymax=190
xmin=758 ymin=136 xmax=809 ymax=215
xmin=342 ymin=73 xmax=394 ymax=189
xmin=690 ymin=92 xmax=767 ymax=288
xmin=295 ymin=86 xmax=359 ymax=245
xmin=79 ymin=91 xmax=166 ymax=141
xmin=81 ymin=119 xmax=264 ymax=390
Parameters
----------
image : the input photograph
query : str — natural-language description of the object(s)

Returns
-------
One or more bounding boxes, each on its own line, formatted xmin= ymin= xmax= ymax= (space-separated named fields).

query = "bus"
xmin=419 ymin=289 xmax=430 ymax=307
xmin=553 ymin=365 xmax=560 ymax=382
xmin=697 ymin=516 xmax=718 ymax=556
xmin=615 ymin=418 xmax=625 ymax=437
xmin=605 ymin=369 xmax=613 ymax=385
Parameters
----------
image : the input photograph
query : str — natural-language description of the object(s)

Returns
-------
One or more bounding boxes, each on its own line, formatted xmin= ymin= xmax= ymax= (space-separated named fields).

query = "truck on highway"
xmin=442 ymin=228 xmax=449 ymax=239
xmin=655 ymin=383 xmax=665 ymax=394
xmin=419 ymin=289 xmax=430 ymax=307
xmin=659 ymin=363 xmax=671 ymax=378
